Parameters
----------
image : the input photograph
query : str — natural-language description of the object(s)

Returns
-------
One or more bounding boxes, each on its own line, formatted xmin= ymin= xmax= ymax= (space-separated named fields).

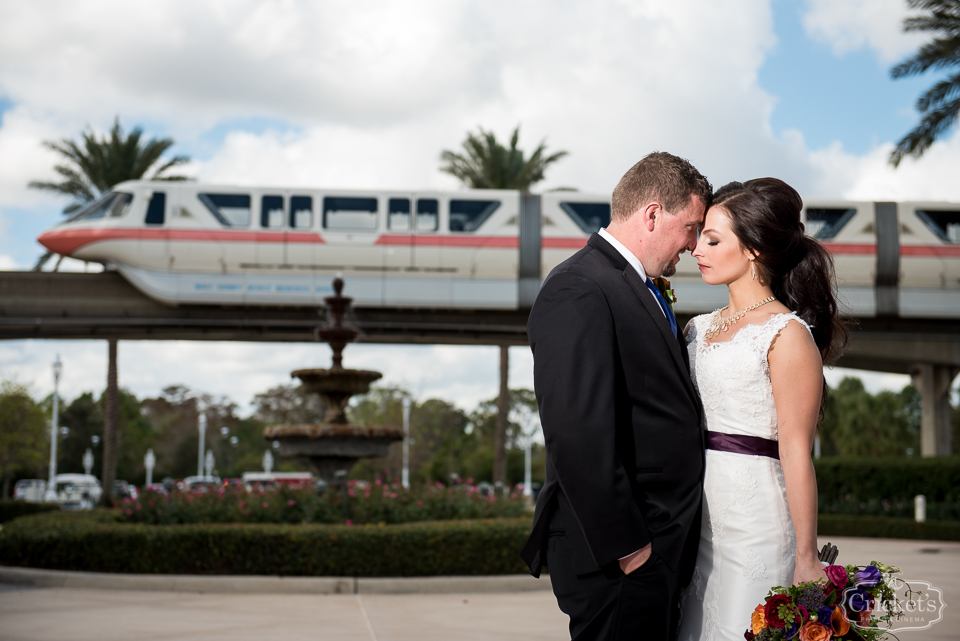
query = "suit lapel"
xmin=587 ymin=233 xmax=699 ymax=405
xmin=621 ymin=266 xmax=699 ymax=405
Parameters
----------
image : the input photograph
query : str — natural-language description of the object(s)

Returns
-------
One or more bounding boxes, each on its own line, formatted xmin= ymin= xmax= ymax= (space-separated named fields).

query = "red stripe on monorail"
xmin=901 ymin=244 xmax=960 ymax=257
xmin=543 ymin=237 xmax=589 ymax=249
xmin=374 ymin=235 xmax=519 ymax=248
xmin=37 ymin=228 xmax=327 ymax=255
xmin=822 ymin=243 xmax=960 ymax=257
xmin=825 ymin=243 xmax=876 ymax=255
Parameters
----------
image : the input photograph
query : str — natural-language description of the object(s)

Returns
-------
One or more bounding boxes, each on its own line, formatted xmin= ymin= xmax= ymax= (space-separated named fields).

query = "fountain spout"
xmin=263 ymin=277 xmax=402 ymax=482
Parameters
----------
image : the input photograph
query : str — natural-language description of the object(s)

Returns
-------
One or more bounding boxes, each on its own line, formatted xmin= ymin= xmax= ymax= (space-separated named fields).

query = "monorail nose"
xmin=36 ymin=229 xmax=93 ymax=256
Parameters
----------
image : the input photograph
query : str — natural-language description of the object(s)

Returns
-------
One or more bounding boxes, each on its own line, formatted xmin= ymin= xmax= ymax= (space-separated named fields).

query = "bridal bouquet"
xmin=744 ymin=562 xmax=901 ymax=641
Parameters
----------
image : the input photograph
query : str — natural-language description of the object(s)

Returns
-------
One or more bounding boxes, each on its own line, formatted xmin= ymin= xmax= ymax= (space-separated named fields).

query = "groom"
xmin=521 ymin=152 xmax=711 ymax=640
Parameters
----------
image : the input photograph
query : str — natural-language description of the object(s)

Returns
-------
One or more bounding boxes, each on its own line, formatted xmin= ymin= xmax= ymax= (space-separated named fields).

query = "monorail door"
xmin=141 ymin=189 xmax=169 ymax=270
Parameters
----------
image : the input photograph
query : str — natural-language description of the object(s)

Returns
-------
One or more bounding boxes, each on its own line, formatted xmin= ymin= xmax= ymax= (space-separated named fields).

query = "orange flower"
xmin=751 ymin=604 xmax=767 ymax=634
xmin=798 ymin=621 xmax=831 ymax=641
xmin=831 ymin=607 xmax=851 ymax=636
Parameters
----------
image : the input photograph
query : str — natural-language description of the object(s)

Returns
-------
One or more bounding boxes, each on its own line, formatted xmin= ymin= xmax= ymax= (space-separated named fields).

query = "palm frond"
xmin=28 ymin=117 xmax=192 ymax=211
xmin=891 ymin=36 xmax=960 ymax=77
xmin=890 ymin=94 xmax=960 ymax=165
xmin=889 ymin=0 xmax=960 ymax=166
xmin=439 ymin=125 xmax=568 ymax=191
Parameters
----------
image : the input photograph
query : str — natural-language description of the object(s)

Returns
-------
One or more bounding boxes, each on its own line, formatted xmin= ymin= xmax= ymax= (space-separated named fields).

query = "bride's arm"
xmin=768 ymin=320 xmax=825 ymax=585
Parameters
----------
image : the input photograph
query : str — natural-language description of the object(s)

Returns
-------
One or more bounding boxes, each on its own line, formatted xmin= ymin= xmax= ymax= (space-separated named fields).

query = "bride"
xmin=677 ymin=178 xmax=846 ymax=641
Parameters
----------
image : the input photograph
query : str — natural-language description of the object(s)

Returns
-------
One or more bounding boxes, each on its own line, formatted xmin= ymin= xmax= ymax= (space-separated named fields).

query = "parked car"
xmin=180 ymin=475 xmax=222 ymax=492
xmin=241 ymin=472 xmax=315 ymax=492
xmin=13 ymin=479 xmax=46 ymax=503
xmin=142 ymin=483 xmax=168 ymax=495
xmin=52 ymin=473 xmax=102 ymax=510
xmin=114 ymin=480 xmax=138 ymax=500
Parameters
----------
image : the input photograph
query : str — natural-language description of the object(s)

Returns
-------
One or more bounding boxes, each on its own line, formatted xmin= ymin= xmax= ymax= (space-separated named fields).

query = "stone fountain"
xmin=263 ymin=277 xmax=403 ymax=482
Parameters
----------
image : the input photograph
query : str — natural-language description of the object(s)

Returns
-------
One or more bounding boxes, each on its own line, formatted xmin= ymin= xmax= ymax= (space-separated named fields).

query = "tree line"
xmin=2 ymin=376 xmax=956 ymax=498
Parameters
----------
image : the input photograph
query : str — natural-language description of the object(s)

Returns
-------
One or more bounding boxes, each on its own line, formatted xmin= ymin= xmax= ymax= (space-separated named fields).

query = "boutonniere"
xmin=653 ymin=277 xmax=677 ymax=308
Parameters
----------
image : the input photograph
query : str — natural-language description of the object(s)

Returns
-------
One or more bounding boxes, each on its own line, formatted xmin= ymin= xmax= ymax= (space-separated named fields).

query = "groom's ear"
xmin=639 ymin=201 xmax=661 ymax=232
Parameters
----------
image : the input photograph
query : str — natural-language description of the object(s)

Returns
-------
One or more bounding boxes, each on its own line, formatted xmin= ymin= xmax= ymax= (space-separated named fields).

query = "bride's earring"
xmin=751 ymin=262 xmax=756 ymax=280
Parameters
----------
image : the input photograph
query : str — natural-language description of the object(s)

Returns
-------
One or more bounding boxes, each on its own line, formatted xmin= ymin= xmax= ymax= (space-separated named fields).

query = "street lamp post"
xmin=197 ymin=413 xmax=207 ymax=478
xmin=523 ymin=440 xmax=532 ymax=497
xmin=205 ymin=450 xmax=215 ymax=477
xmin=82 ymin=448 xmax=94 ymax=476
xmin=144 ymin=448 xmax=156 ymax=486
xmin=401 ymin=397 xmax=411 ymax=489
xmin=44 ymin=355 xmax=63 ymax=502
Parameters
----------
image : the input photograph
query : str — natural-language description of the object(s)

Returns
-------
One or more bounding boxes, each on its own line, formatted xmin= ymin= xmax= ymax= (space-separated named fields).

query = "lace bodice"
xmin=686 ymin=312 xmax=812 ymax=441
xmin=679 ymin=311 xmax=809 ymax=641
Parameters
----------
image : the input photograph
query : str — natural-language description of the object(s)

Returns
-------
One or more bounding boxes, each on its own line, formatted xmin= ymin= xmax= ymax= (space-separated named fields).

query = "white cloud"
xmin=0 ymin=1 xmax=950 ymax=411
xmin=824 ymin=367 xmax=910 ymax=394
xmin=0 ymin=254 xmax=18 ymax=270
xmin=1 ymin=339 xmax=533 ymax=415
xmin=806 ymin=127 xmax=960 ymax=201
xmin=802 ymin=0 xmax=926 ymax=64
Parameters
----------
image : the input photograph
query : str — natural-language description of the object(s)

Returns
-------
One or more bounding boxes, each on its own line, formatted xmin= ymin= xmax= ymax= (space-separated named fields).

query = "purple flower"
xmin=854 ymin=565 xmax=882 ymax=588
xmin=816 ymin=607 xmax=833 ymax=625
xmin=844 ymin=587 xmax=871 ymax=613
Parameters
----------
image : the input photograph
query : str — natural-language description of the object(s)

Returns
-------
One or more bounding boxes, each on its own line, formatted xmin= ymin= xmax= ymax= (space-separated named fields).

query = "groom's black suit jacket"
xmin=521 ymin=233 xmax=705 ymax=585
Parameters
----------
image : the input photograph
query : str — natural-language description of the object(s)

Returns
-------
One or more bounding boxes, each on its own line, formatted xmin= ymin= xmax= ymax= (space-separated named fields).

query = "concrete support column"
xmin=910 ymin=364 xmax=959 ymax=457
xmin=100 ymin=338 xmax=119 ymax=506
xmin=494 ymin=345 xmax=509 ymax=488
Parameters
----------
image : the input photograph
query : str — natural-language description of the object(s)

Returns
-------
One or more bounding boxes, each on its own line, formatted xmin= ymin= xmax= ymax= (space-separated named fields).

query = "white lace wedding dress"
xmin=678 ymin=312 xmax=810 ymax=641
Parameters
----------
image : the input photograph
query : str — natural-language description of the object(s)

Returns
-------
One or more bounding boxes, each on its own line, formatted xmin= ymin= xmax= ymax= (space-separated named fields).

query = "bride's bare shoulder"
xmin=768 ymin=315 xmax=820 ymax=365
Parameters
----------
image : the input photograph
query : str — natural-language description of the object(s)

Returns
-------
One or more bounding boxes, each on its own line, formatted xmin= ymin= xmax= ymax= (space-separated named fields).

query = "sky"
xmin=1 ymin=0 xmax=952 ymax=412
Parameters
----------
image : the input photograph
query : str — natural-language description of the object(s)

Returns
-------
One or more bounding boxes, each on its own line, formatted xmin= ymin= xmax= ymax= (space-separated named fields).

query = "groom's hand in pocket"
xmin=619 ymin=542 xmax=652 ymax=575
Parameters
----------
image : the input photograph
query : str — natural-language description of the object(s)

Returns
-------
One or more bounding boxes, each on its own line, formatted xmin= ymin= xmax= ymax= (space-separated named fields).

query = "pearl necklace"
xmin=704 ymin=297 xmax=777 ymax=340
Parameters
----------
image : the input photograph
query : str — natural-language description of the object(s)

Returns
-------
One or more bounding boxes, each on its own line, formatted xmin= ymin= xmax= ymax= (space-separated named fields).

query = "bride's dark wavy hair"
xmin=711 ymin=178 xmax=848 ymax=366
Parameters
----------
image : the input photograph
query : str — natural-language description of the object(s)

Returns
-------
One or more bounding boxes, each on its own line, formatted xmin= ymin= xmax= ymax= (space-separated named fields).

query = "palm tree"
xmin=28 ymin=118 xmax=189 ymax=506
xmin=889 ymin=0 xmax=960 ymax=166
xmin=29 ymin=117 xmax=191 ymax=269
xmin=442 ymin=126 xmax=565 ymax=487
xmin=440 ymin=125 xmax=568 ymax=191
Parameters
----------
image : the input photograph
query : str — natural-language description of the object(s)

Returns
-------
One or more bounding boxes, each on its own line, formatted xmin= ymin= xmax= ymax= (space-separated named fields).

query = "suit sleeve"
xmin=529 ymin=269 xmax=649 ymax=567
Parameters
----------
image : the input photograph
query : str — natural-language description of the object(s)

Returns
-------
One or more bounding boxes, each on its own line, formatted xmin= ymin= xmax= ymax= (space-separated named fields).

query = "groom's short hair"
xmin=611 ymin=152 xmax=712 ymax=222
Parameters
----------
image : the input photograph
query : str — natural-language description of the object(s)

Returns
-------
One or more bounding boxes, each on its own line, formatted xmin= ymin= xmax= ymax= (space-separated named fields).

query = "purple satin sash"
xmin=705 ymin=430 xmax=780 ymax=460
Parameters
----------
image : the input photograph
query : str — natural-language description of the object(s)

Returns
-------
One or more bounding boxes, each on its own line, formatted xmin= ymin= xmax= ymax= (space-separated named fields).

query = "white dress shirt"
xmin=598 ymin=227 xmax=665 ymax=318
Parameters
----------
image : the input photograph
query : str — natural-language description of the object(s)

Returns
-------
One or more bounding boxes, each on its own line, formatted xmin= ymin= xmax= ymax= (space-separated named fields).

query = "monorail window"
xmin=199 ymin=193 xmax=252 ymax=227
xmin=560 ymin=202 xmax=610 ymax=234
xmin=916 ymin=210 xmax=960 ymax=244
xmin=145 ymin=192 xmax=165 ymax=226
xmin=804 ymin=208 xmax=856 ymax=239
xmin=323 ymin=197 xmax=378 ymax=231
xmin=417 ymin=199 xmax=439 ymax=231
xmin=71 ymin=192 xmax=133 ymax=221
xmin=450 ymin=200 xmax=499 ymax=232
xmin=291 ymin=196 xmax=313 ymax=229
xmin=388 ymin=198 xmax=411 ymax=231
xmin=261 ymin=195 xmax=284 ymax=229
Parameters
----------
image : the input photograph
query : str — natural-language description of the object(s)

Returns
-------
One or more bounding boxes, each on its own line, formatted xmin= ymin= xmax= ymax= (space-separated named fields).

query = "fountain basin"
xmin=264 ymin=423 xmax=403 ymax=482
xmin=292 ymin=368 xmax=382 ymax=396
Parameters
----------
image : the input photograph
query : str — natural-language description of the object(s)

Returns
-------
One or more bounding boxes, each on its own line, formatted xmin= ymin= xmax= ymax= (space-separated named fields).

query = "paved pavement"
xmin=0 ymin=536 xmax=955 ymax=641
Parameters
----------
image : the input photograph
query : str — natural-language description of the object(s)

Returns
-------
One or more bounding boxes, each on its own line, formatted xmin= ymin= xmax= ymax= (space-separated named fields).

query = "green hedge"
xmin=0 ymin=500 xmax=60 ymax=524
xmin=815 ymin=457 xmax=960 ymax=520
xmin=0 ymin=510 xmax=530 ymax=576
xmin=818 ymin=514 xmax=960 ymax=541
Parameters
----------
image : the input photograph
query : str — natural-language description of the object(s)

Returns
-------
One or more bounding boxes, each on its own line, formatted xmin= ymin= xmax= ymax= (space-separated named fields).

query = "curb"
xmin=0 ymin=566 xmax=552 ymax=595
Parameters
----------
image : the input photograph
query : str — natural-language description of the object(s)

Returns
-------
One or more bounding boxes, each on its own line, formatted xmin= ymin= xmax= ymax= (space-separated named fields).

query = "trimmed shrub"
xmin=118 ymin=482 xmax=528 ymax=525
xmin=0 ymin=500 xmax=60 ymax=524
xmin=818 ymin=514 xmax=960 ymax=542
xmin=0 ymin=510 xmax=531 ymax=576
xmin=815 ymin=457 xmax=960 ymax=521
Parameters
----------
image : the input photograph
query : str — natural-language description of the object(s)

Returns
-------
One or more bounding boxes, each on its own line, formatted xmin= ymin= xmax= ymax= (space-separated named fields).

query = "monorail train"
xmin=36 ymin=181 xmax=960 ymax=317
